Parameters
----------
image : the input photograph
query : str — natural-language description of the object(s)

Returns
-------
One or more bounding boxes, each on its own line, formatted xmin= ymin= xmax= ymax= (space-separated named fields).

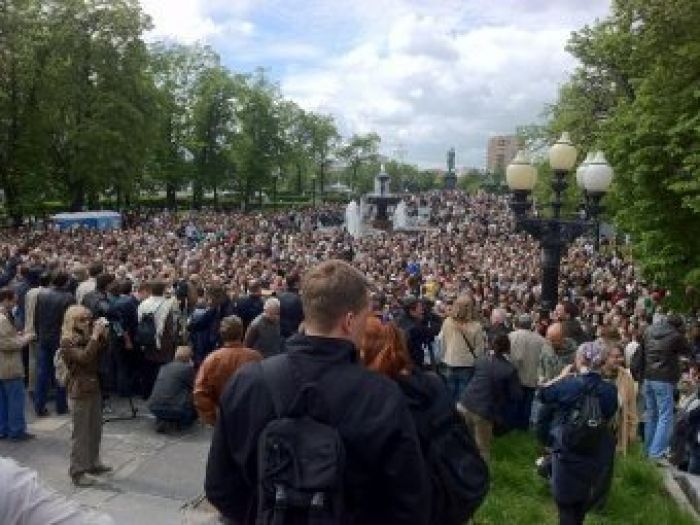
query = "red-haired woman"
xmin=359 ymin=316 xmax=488 ymax=525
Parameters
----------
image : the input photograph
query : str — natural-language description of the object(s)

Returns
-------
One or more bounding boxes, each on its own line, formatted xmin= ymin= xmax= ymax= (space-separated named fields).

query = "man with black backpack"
xmin=135 ymin=280 xmax=178 ymax=399
xmin=205 ymin=260 xmax=430 ymax=525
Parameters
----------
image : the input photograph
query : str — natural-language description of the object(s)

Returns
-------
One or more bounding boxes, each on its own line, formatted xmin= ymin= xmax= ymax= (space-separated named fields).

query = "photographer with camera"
xmin=59 ymin=306 xmax=111 ymax=487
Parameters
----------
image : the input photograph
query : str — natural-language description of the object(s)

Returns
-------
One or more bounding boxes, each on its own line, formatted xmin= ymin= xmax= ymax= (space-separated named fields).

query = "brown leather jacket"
xmin=61 ymin=336 xmax=104 ymax=399
xmin=194 ymin=343 xmax=262 ymax=425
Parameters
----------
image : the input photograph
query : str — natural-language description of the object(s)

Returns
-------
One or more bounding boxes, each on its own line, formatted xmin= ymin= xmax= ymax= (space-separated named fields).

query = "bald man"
xmin=534 ymin=322 xmax=578 ymax=448
xmin=538 ymin=322 xmax=577 ymax=385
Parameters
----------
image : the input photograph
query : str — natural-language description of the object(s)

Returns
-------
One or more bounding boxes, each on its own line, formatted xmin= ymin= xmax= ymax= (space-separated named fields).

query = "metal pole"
xmin=540 ymin=236 xmax=562 ymax=312
xmin=273 ymin=176 xmax=278 ymax=211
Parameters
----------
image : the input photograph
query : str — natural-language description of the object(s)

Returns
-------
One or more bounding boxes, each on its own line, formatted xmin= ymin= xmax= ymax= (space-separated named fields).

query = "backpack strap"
xmin=260 ymin=355 xmax=297 ymax=418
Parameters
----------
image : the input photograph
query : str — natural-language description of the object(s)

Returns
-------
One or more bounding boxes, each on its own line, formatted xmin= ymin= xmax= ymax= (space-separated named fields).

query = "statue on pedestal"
xmin=445 ymin=147 xmax=457 ymax=190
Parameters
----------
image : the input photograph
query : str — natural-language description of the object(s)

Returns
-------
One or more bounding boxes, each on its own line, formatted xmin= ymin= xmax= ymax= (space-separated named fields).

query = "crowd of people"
xmin=0 ymin=190 xmax=698 ymax=525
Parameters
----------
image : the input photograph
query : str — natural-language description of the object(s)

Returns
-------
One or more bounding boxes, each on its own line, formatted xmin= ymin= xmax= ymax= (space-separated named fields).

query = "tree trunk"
xmin=166 ymin=183 xmax=176 ymax=210
xmin=192 ymin=180 xmax=203 ymax=210
xmin=4 ymin=183 xmax=23 ymax=228
xmin=70 ymin=181 xmax=86 ymax=212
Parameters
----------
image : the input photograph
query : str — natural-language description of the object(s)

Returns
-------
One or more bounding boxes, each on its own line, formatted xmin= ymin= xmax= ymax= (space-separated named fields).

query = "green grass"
xmin=473 ymin=431 xmax=699 ymax=525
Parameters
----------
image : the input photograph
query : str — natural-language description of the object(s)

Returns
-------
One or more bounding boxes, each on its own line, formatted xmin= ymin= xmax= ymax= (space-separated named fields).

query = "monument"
xmin=365 ymin=164 xmax=401 ymax=230
xmin=444 ymin=147 xmax=457 ymax=190
xmin=345 ymin=164 xmax=402 ymax=237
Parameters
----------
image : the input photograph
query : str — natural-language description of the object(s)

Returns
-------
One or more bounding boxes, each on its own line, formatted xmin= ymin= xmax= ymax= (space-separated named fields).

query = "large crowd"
xmin=0 ymin=190 xmax=698 ymax=525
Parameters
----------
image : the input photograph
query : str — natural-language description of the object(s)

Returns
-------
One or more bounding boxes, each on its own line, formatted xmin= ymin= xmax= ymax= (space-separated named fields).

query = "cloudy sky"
xmin=139 ymin=0 xmax=611 ymax=169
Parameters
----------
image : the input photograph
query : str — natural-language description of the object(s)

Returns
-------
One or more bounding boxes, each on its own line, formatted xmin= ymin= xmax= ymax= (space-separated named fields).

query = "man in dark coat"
xmin=234 ymin=280 xmax=264 ymax=331
xmin=147 ymin=346 xmax=196 ymax=433
xmin=34 ymin=272 xmax=75 ymax=416
xmin=277 ymin=273 xmax=304 ymax=338
xmin=396 ymin=296 xmax=432 ymax=368
xmin=459 ymin=334 xmax=522 ymax=459
xmin=188 ymin=284 xmax=237 ymax=367
xmin=205 ymin=260 xmax=430 ymax=525
xmin=112 ymin=280 xmax=141 ymax=397
xmin=641 ymin=314 xmax=691 ymax=459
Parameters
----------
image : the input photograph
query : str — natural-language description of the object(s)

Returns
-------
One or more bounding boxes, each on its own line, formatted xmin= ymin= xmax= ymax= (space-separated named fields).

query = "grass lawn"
xmin=473 ymin=431 xmax=699 ymax=525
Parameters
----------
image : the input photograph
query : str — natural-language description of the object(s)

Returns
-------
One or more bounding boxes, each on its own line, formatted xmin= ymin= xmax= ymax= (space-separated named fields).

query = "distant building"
xmin=487 ymin=135 xmax=520 ymax=173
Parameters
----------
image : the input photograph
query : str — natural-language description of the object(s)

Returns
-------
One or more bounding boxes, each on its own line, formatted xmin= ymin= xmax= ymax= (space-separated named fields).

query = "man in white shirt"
xmin=137 ymin=280 xmax=180 ymax=398
xmin=75 ymin=262 xmax=103 ymax=305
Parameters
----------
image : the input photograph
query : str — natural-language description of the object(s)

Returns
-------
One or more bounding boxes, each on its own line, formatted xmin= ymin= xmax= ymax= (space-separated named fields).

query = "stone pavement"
xmin=0 ymin=397 xmax=220 ymax=525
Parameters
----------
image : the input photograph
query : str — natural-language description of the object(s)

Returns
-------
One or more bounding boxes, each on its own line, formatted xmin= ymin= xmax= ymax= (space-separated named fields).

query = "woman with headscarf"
xmin=60 ymin=305 xmax=110 ymax=486
xmin=540 ymin=342 xmax=618 ymax=525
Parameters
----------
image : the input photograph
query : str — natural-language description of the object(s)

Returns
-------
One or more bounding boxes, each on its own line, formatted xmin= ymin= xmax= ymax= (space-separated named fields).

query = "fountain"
xmin=365 ymin=164 xmax=401 ymax=230
xmin=345 ymin=200 xmax=361 ymax=238
xmin=392 ymin=201 xmax=408 ymax=230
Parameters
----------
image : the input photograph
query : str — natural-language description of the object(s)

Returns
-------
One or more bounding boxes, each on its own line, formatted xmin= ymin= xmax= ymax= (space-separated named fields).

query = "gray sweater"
xmin=244 ymin=314 xmax=282 ymax=358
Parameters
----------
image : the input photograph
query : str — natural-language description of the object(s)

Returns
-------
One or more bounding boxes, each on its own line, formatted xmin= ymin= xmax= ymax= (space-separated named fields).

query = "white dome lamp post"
xmin=506 ymin=133 xmax=611 ymax=312
xmin=582 ymin=150 xmax=615 ymax=251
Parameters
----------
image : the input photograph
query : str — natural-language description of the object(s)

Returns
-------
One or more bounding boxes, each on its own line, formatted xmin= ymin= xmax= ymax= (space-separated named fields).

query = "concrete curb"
xmin=658 ymin=465 xmax=700 ymax=523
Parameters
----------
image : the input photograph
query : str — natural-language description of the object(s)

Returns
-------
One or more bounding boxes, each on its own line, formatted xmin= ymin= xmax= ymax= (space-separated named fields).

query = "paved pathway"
xmin=0 ymin=397 xmax=220 ymax=524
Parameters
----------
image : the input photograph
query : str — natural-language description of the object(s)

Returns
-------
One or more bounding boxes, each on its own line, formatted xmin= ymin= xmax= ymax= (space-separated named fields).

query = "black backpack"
xmin=403 ymin=372 xmax=489 ymax=525
xmin=135 ymin=300 xmax=167 ymax=355
xmin=257 ymin=356 xmax=346 ymax=525
xmin=630 ymin=344 xmax=645 ymax=382
xmin=561 ymin=379 xmax=606 ymax=455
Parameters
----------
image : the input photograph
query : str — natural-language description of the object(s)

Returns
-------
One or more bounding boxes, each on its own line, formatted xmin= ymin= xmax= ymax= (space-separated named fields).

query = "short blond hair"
xmin=302 ymin=260 xmax=369 ymax=333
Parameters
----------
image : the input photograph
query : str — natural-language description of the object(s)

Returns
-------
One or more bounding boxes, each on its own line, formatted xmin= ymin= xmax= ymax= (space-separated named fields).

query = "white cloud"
xmin=140 ymin=0 xmax=218 ymax=43
xmin=139 ymin=0 xmax=612 ymax=168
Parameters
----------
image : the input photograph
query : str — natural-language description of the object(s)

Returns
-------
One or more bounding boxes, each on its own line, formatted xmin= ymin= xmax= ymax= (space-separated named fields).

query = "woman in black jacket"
xmin=458 ymin=334 xmax=523 ymax=460
xmin=359 ymin=316 xmax=488 ymax=525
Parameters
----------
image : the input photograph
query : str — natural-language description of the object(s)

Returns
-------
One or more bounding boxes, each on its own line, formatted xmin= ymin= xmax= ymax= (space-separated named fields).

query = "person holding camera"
xmin=59 ymin=305 xmax=111 ymax=487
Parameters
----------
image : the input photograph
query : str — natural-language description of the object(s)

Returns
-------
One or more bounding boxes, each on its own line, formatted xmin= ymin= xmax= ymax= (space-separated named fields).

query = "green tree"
xmin=190 ymin=66 xmax=242 ymax=208
xmin=306 ymin=112 xmax=339 ymax=194
xmin=148 ymin=42 xmax=219 ymax=208
xmin=543 ymin=0 xmax=700 ymax=307
xmin=38 ymin=0 xmax=157 ymax=210
xmin=337 ymin=132 xmax=381 ymax=194
xmin=0 ymin=0 xmax=49 ymax=223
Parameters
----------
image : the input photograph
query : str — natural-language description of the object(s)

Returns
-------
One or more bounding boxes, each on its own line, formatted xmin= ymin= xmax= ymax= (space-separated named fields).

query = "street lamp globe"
xmin=583 ymin=151 xmax=614 ymax=193
xmin=548 ymin=132 xmax=578 ymax=172
xmin=576 ymin=151 xmax=595 ymax=189
xmin=506 ymin=150 xmax=537 ymax=191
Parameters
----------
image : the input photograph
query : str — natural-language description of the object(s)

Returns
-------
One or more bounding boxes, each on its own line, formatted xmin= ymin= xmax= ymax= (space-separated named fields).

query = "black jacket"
xmin=205 ymin=334 xmax=430 ymax=525
xmin=643 ymin=320 xmax=691 ymax=383
xmin=147 ymin=361 xmax=195 ymax=414
xmin=460 ymin=353 xmax=522 ymax=422
xmin=277 ymin=289 xmax=304 ymax=338
xmin=35 ymin=288 xmax=75 ymax=346
xmin=235 ymin=294 xmax=264 ymax=331
xmin=397 ymin=314 xmax=431 ymax=367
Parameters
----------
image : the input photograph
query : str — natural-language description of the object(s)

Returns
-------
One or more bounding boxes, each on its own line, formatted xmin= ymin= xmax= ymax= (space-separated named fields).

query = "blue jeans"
xmin=0 ymin=378 xmax=27 ymax=437
xmin=644 ymin=380 xmax=674 ymax=458
xmin=34 ymin=341 xmax=67 ymax=414
xmin=440 ymin=365 xmax=474 ymax=405
xmin=506 ymin=386 xmax=535 ymax=431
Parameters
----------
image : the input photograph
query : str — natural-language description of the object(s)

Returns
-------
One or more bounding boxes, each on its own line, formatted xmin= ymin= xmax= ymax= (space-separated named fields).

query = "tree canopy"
xmin=0 ymin=0 xmax=442 ymax=218
xmin=533 ymin=0 xmax=700 ymax=308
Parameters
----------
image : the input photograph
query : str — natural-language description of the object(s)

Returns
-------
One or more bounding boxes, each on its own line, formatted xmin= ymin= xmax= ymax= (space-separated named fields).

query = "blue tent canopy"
xmin=51 ymin=211 xmax=122 ymax=231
